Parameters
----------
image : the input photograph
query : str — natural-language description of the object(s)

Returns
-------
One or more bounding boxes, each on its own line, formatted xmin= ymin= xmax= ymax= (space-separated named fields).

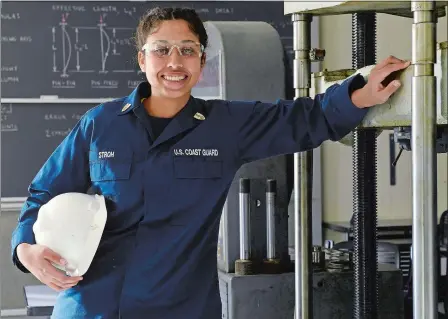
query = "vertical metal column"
xmin=239 ymin=178 xmax=251 ymax=261
xmin=235 ymin=178 xmax=254 ymax=275
xmin=292 ymin=13 xmax=313 ymax=319
xmin=264 ymin=179 xmax=282 ymax=274
xmin=411 ymin=2 xmax=438 ymax=318
xmin=266 ymin=179 xmax=277 ymax=260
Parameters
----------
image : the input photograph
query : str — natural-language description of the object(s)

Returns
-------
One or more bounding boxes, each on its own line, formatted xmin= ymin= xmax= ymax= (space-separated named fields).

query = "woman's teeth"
xmin=163 ymin=75 xmax=186 ymax=81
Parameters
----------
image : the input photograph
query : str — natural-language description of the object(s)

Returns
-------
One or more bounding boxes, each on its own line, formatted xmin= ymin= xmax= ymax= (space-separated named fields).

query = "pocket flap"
xmin=173 ymin=157 xmax=222 ymax=179
xmin=90 ymin=161 xmax=131 ymax=182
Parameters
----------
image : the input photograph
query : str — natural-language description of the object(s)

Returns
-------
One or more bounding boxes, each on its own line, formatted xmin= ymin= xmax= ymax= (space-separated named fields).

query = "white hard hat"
xmin=33 ymin=193 xmax=107 ymax=277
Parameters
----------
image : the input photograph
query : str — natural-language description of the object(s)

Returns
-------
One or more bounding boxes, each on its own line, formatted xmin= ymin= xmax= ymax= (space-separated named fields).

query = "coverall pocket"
xmin=89 ymin=161 xmax=131 ymax=182
xmin=173 ymin=157 xmax=223 ymax=179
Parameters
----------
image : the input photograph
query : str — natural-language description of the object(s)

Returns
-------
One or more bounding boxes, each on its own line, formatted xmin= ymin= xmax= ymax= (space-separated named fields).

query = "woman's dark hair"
xmin=135 ymin=7 xmax=208 ymax=51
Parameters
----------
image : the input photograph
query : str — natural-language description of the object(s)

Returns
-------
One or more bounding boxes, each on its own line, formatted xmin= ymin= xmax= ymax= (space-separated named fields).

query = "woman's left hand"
xmin=351 ymin=55 xmax=411 ymax=108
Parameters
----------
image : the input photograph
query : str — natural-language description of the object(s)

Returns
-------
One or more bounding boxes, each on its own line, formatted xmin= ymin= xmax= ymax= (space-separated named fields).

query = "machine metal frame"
xmin=287 ymin=1 xmax=448 ymax=318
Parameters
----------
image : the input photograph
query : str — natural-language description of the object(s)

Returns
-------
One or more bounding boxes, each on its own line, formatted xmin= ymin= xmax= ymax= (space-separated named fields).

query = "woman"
xmin=12 ymin=6 xmax=409 ymax=319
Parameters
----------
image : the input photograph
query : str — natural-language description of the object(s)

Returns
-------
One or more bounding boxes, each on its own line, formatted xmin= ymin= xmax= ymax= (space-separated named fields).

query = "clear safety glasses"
xmin=142 ymin=40 xmax=204 ymax=58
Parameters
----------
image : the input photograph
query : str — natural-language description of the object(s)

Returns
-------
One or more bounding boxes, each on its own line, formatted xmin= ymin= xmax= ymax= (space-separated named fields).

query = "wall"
xmin=319 ymin=12 xmax=448 ymax=231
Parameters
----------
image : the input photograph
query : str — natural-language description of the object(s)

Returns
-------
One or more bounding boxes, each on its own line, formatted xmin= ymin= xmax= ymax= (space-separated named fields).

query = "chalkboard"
xmin=1 ymin=1 xmax=294 ymax=99
xmin=1 ymin=103 xmax=95 ymax=198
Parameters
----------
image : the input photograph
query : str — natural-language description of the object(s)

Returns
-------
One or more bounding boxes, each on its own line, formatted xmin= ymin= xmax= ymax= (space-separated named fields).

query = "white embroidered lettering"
xmin=173 ymin=149 xmax=184 ymax=156
xmin=173 ymin=148 xmax=219 ymax=156
xmin=202 ymin=149 xmax=219 ymax=156
xmin=98 ymin=151 xmax=115 ymax=159
xmin=185 ymin=149 xmax=201 ymax=156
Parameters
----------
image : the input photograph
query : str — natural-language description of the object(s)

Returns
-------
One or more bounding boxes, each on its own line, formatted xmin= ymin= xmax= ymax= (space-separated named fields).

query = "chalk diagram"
xmin=52 ymin=12 xmax=138 ymax=77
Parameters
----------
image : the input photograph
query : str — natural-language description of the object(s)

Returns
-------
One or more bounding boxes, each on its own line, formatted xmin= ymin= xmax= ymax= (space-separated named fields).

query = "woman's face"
xmin=138 ymin=19 xmax=205 ymax=99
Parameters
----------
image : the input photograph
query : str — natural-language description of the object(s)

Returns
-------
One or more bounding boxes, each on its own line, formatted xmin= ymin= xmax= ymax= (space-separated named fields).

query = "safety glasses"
xmin=142 ymin=40 xmax=204 ymax=58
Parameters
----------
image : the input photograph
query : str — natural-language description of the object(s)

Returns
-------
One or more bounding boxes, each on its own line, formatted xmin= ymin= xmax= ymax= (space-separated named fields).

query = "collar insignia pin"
xmin=122 ymin=103 xmax=131 ymax=112
xmin=193 ymin=112 xmax=205 ymax=121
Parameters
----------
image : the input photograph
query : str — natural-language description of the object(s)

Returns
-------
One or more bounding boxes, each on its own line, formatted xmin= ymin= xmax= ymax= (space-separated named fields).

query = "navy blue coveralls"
xmin=11 ymin=74 xmax=367 ymax=319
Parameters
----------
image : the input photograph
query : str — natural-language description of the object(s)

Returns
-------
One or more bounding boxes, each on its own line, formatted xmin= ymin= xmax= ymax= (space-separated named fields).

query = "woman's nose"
xmin=167 ymin=49 xmax=184 ymax=68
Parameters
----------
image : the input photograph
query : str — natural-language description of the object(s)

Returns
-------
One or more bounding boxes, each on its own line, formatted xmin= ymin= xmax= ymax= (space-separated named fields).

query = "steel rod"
xmin=266 ymin=179 xmax=276 ymax=260
xmin=292 ymin=12 xmax=313 ymax=319
xmin=411 ymin=1 xmax=438 ymax=318
xmin=239 ymin=178 xmax=251 ymax=260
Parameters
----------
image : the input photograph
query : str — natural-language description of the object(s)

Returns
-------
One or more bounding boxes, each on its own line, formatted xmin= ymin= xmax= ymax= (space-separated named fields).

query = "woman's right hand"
xmin=16 ymin=243 xmax=83 ymax=292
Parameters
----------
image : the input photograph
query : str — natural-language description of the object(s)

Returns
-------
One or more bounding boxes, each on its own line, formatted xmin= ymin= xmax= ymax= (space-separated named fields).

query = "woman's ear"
xmin=138 ymin=51 xmax=145 ymax=73
xmin=200 ymin=52 xmax=207 ymax=68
